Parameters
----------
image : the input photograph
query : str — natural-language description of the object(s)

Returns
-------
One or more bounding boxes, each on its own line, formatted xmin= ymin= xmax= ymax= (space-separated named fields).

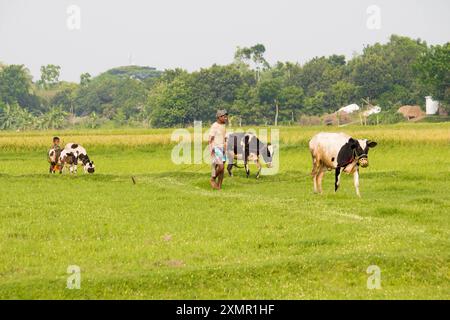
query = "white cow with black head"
xmin=59 ymin=143 xmax=95 ymax=174
xmin=309 ymin=132 xmax=377 ymax=196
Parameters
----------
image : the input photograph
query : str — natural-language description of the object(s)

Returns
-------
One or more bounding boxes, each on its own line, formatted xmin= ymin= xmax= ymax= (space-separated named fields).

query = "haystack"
xmin=397 ymin=105 xmax=425 ymax=121
xmin=438 ymin=106 xmax=448 ymax=116
xmin=322 ymin=112 xmax=352 ymax=126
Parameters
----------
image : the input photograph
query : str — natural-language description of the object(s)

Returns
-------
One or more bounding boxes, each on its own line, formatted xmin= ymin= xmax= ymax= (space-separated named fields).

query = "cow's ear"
xmin=367 ymin=140 xmax=377 ymax=148
xmin=348 ymin=138 xmax=357 ymax=149
xmin=267 ymin=144 xmax=274 ymax=156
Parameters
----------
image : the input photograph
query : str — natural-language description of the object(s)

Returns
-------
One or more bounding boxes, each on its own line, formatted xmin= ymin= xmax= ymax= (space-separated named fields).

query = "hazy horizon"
xmin=1 ymin=0 xmax=449 ymax=83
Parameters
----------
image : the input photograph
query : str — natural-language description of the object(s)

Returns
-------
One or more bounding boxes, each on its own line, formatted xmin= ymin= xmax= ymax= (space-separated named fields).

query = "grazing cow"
xmin=48 ymin=148 xmax=62 ymax=174
xmin=59 ymin=143 xmax=95 ymax=174
xmin=309 ymin=132 xmax=377 ymax=196
xmin=226 ymin=132 xmax=274 ymax=179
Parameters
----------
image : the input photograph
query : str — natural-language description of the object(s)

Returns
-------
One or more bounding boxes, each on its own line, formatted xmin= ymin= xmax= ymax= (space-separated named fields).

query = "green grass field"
xmin=0 ymin=123 xmax=449 ymax=299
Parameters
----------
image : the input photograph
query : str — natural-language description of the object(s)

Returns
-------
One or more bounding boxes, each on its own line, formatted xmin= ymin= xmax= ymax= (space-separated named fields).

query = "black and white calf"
xmin=226 ymin=132 xmax=274 ymax=179
xmin=309 ymin=132 xmax=377 ymax=196
xmin=59 ymin=143 xmax=95 ymax=174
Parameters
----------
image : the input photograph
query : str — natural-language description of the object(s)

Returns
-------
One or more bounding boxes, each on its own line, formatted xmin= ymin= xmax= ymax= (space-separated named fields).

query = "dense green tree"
xmin=36 ymin=106 xmax=68 ymax=129
xmin=38 ymin=64 xmax=61 ymax=89
xmin=0 ymin=64 xmax=40 ymax=111
xmin=350 ymin=53 xmax=393 ymax=99
xmin=234 ymin=44 xmax=269 ymax=83
xmin=80 ymin=73 xmax=92 ymax=87
xmin=0 ymin=102 xmax=35 ymax=130
xmin=279 ymin=86 xmax=304 ymax=123
xmin=258 ymin=78 xmax=282 ymax=125
xmin=189 ymin=64 xmax=247 ymax=122
xmin=304 ymin=91 xmax=326 ymax=115
xmin=415 ymin=42 xmax=450 ymax=106
xmin=149 ymin=75 xmax=194 ymax=127
xmin=0 ymin=35 xmax=447 ymax=130
xmin=49 ymin=82 xmax=78 ymax=113
xmin=330 ymin=81 xmax=358 ymax=109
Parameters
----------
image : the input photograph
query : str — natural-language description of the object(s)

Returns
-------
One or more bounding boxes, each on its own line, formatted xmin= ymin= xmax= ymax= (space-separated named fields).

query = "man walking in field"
xmin=209 ymin=109 xmax=228 ymax=190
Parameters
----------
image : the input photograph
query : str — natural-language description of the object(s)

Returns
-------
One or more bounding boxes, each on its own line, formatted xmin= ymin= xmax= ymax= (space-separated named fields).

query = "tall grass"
xmin=0 ymin=123 xmax=448 ymax=152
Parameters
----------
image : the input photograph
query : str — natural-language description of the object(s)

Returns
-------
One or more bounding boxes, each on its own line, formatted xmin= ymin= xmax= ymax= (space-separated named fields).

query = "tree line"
xmin=0 ymin=35 xmax=448 ymax=130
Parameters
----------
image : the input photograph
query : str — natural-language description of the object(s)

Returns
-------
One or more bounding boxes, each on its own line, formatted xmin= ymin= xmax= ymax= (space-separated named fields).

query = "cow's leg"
xmin=335 ymin=167 xmax=342 ymax=192
xmin=70 ymin=163 xmax=77 ymax=174
xmin=227 ymin=163 xmax=234 ymax=176
xmin=312 ymin=160 xmax=318 ymax=193
xmin=313 ymin=173 xmax=318 ymax=193
xmin=317 ymin=167 xmax=326 ymax=194
xmin=353 ymin=169 xmax=361 ymax=197
xmin=244 ymin=161 xmax=250 ymax=178
xmin=311 ymin=152 xmax=322 ymax=193
xmin=255 ymin=159 xmax=262 ymax=179
xmin=226 ymin=151 xmax=234 ymax=176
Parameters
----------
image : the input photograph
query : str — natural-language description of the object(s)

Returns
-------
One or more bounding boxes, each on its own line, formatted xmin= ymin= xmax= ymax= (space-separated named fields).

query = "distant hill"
xmin=102 ymin=66 xmax=163 ymax=80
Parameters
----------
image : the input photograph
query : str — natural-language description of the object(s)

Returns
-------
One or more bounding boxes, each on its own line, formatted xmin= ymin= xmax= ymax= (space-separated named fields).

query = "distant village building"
xmin=363 ymin=105 xmax=381 ymax=117
xmin=425 ymin=96 xmax=439 ymax=115
xmin=338 ymin=103 xmax=360 ymax=114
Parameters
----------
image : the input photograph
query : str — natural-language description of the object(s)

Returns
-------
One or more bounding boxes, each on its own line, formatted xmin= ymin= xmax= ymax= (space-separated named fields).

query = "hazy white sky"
xmin=0 ymin=0 xmax=449 ymax=82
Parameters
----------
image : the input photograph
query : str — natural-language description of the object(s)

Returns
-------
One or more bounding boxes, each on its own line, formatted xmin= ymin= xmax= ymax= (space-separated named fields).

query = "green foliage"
xmin=331 ymin=81 xmax=358 ymax=109
xmin=74 ymin=73 xmax=149 ymax=119
xmin=149 ymin=76 xmax=194 ymax=127
xmin=36 ymin=106 xmax=68 ymax=130
xmin=105 ymin=65 xmax=162 ymax=81
xmin=0 ymin=65 xmax=40 ymax=111
xmin=38 ymin=64 xmax=61 ymax=89
xmin=80 ymin=73 xmax=91 ymax=87
xmin=415 ymin=42 xmax=450 ymax=106
xmin=0 ymin=102 xmax=35 ymax=130
xmin=367 ymin=110 xmax=405 ymax=125
xmin=49 ymin=82 xmax=78 ymax=113
xmin=234 ymin=44 xmax=269 ymax=82
xmin=0 ymin=35 xmax=448 ymax=129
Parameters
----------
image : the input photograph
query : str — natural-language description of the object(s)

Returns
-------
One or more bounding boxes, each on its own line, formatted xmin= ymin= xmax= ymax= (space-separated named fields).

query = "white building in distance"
xmin=425 ymin=96 xmax=439 ymax=115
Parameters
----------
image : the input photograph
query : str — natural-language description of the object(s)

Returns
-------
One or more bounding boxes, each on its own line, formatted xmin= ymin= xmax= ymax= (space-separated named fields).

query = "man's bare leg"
xmin=210 ymin=164 xmax=220 ymax=189
xmin=210 ymin=177 xmax=219 ymax=189
xmin=216 ymin=163 xmax=224 ymax=189
xmin=217 ymin=163 xmax=225 ymax=189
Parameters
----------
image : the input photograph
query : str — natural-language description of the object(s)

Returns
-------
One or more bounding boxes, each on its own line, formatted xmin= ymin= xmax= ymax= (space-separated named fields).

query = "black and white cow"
xmin=226 ymin=132 xmax=274 ymax=179
xmin=59 ymin=143 xmax=95 ymax=174
xmin=309 ymin=132 xmax=377 ymax=196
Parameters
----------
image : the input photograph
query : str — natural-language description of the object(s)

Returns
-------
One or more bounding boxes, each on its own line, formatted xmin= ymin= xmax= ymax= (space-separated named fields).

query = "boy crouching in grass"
xmin=208 ymin=110 xmax=228 ymax=190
